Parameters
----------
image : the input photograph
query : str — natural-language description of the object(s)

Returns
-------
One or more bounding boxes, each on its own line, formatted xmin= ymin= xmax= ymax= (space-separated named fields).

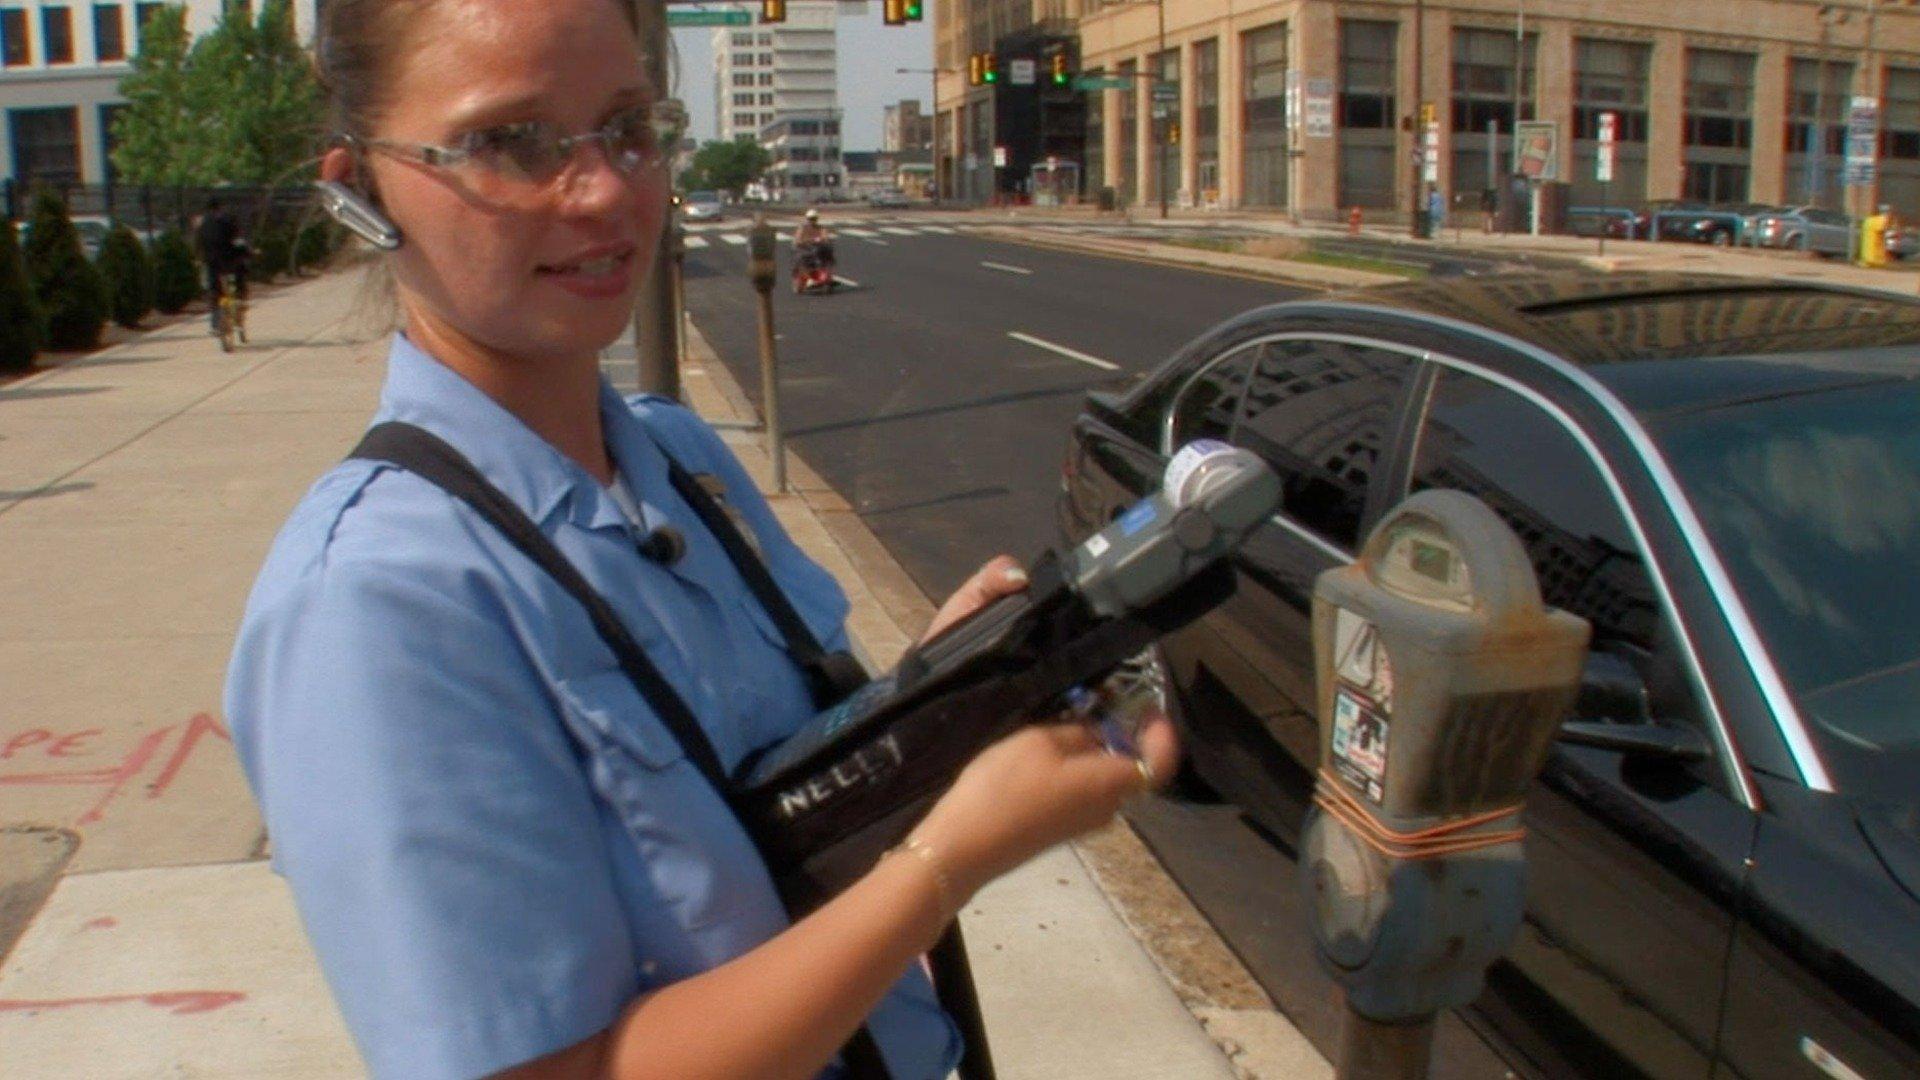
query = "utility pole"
xmin=1411 ymin=0 xmax=1425 ymax=238
xmin=632 ymin=0 xmax=679 ymax=399
xmin=1510 ymin=0 xmax=1525 ymax=234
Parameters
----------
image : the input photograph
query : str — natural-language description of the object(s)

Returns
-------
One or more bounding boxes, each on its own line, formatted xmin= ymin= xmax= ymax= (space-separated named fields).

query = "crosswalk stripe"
xmin=879 ymin=227 xmax=918 ymax=236
xmin=841 ymin=228 xmax=879 ymax=237
xmin=721 ymin=234 xmax=748 ymax=246
xmin=684 ymin=236 xmax=709 ymax=249
xmin=922 ymin=226 xmax=957 ymax=234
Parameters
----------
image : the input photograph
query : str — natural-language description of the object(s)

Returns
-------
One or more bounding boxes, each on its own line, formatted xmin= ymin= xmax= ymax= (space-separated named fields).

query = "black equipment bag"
xmin=350 ymin=421 xmax=996 ymax=1080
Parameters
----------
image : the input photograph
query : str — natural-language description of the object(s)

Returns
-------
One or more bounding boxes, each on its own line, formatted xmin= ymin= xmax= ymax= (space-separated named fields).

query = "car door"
xmin=1162 ymin=334 xmax=1418 ymax=836
xmin=1400 ymin=365 xmax=1756 ymax=1079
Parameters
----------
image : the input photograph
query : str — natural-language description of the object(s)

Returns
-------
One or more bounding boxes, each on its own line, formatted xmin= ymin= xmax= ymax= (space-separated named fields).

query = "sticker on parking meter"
xmin=1331 ymin=688 xmax=1390 ymax=804
xmin=1333 ymin=609 xmax=1394 ymax=710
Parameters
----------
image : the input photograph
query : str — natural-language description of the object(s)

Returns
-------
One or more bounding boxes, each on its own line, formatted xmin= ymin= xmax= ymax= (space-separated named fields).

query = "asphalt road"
xmin=683 ymin=222 xmax=1512 ymax=1078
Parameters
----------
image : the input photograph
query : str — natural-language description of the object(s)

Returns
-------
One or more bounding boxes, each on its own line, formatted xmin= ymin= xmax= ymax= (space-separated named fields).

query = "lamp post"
xmin=897 ymin=66 xmax=958 ymax=202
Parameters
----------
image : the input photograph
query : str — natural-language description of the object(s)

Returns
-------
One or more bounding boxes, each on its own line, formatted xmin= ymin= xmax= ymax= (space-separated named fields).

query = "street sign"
xmin=1596 ymin=111 xmax=1617 ymax=183
xmin=1073 ymin=75 xmax=1130 ymax=92
xmin=1305 ymin=78 xmax=1335 ymax=138
xmin=1847 ymin=95 xmax=1879 ymax=187
xmin=1152 ymin=81 xmax=1179 ymax=103
xmin=1514 ymin=120 xmax=1559 ymax=181
xmin=667 ymin=8 xmax=751 ymax=25
xmin=1422 ymin=115 xmax=1440 ymax=184
xmin=1009 ymin=58 xmax=1036 ymax=86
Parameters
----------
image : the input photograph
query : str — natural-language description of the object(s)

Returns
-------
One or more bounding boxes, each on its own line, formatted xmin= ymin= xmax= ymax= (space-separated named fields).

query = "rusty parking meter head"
xmin=1303 ymin=489 xmax=1590 ymax=1023
xmin=748 ymin=216 xmax=776 ymax=293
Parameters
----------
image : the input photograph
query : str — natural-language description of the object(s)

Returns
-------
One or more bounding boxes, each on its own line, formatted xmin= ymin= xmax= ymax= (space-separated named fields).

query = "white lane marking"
xmin=862 ymin=237 xmax=891 ymax=246
xmin=1007 ymin=331 xmax=1119 ymax=371
xmin=721 ymin=234 xmax=748 ymax=246
xmin=981 ymin=261 xmax=1033 ymax=275
xmin=683 ymin=236 xmax=709 ymax=249
xmin=879 ymin=226 xmax=918 ymax=236
xmin=841 ymin=228 xmax=880 ymax=237
xmin=832 ymin=275 xmax=860 ymax=287
xmin=922 ymin=225 xmax=958 ymax=234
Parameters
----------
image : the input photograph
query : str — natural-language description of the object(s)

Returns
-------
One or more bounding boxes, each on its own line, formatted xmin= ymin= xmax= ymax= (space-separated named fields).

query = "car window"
xmin=1167 ymin=346 xmax=1255 ymax=447
xmin=1231 ymin=338 xmax=1411 ymax=551
xmin=1411 ymin=370 xmax=1712 ymax=740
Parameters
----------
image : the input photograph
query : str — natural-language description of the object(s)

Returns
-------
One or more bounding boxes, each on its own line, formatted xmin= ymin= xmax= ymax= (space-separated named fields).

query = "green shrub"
xmin=293 ymin=220 xmax=337 ymax=272
xmin=20 ymin=189 xmax=109 ymax=351
xmin=96 ymin=224 xmax=155 ymax=329
xmin=151 ymin=230 xmax=200 ymax=314
xmin=0 ymin=218 xmax=45 ymax=370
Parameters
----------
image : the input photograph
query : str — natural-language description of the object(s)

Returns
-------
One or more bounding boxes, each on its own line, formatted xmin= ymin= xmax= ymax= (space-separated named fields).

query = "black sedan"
xmin=1058 ymin=272 xmax=1920 ymax=1079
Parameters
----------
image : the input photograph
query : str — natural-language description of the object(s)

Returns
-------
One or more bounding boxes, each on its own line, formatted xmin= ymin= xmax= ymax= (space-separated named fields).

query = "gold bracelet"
xmin=890 ymin=835 xmax=957 ymax=919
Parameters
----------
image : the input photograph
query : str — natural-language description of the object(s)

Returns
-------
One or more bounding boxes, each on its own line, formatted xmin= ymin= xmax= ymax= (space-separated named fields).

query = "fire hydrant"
xmin=1348 ymin=206 xmax=1363 ymax=236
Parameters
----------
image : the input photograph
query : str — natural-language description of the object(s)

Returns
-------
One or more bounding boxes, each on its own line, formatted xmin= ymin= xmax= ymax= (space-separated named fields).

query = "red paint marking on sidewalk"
xmin=81 ymin=917 xmax=118 ymax=931
xmin=0 ymin=715 xmax=233 ymax=827
xmin=0 ymin=990 xmax=246 ymax=1016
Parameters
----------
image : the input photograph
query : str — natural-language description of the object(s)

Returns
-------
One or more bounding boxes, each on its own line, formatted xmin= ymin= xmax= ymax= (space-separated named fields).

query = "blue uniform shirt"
xmin=225 ymin=335 xmax=961 ymax=1080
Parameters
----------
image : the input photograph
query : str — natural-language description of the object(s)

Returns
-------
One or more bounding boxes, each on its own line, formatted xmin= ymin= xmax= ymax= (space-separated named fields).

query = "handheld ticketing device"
xmin=734 ymin=441 xmax=1282 ymax=908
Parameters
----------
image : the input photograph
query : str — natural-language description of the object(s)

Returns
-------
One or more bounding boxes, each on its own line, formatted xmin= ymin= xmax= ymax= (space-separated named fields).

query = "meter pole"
xmin=1338 ymin=1008 xmax=1435 ymax=1080
xmin=746 ymin=217 xmax=786 ymax=494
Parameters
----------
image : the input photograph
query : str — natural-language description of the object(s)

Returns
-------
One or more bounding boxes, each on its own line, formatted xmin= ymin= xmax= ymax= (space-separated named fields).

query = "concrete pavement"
xmin=0 ymin=263 xmax=1324 ymax=1078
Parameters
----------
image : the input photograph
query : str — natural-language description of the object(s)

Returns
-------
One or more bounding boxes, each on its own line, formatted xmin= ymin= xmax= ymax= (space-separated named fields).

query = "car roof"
xmin=1323 ymin=270 xmax=1920 ymax=413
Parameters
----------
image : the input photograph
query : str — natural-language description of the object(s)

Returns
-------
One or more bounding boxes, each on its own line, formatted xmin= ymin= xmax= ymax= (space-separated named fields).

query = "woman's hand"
xmin=910 ymin=705 xmax=1182 ymax=903
xmin=920 ymin=555 xmax=1029 ymax=644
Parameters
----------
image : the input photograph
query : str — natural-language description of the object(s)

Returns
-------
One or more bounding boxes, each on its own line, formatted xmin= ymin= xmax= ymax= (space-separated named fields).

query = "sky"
xmin=668 ymin=4 xmax=936 ymax=152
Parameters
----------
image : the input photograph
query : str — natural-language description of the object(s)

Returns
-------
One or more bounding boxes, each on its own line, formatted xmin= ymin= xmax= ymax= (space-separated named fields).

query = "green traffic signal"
xmin=905 ymin=0 xmax=922 ymax=18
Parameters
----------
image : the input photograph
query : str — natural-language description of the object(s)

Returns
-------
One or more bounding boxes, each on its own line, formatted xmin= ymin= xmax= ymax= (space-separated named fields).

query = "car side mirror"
xmin=1558 ymin=648 xmax=1712 ymax=763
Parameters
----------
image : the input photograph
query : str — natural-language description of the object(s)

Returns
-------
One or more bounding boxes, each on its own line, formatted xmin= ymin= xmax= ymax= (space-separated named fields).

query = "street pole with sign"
xmin=1597 ymin=111 xmax=1616 ymax=255
xmin=633 ymin=0 xmax=679 ymax=399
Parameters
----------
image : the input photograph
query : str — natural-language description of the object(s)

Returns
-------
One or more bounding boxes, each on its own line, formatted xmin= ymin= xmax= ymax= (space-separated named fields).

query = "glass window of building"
xmin=1450 ymin=27 xmax=1537 ymax=206
xmin=733 ymin=73 xmax=754 ymax=86
xmin=732 ymin=32 xmax=751 ymax=46
xmin=1242 ymin=22 xmax=1287 ymax=209
xmin=734 ymin=93 xmax=754 ymax=106
xmin=1152 ymin=48 xmax=1178 ymax=203
xmin=759 ymin=52 xmax=772 ymax=66
xmin=8 ymin=107 xmax=82 ymax=186
xmin=133 ymin=1 xmax=161 ymax=46
xmin=1 ymin=8 xmax=29 ymax=66
xmin=1571 ymin=37 xmax=1650 ymax=206
xmin=733 ymin=112 xmax=754 ymax=128
xmin=1684 ymin=48 xmax=1755 ymax=202
xmin=93 ymin=4 xmax=123 ymax=61
xmin=1784 ymin=57 xmax=1852 ymax=207
xmin=1882 ymin=68 xmax=1920 ymax=215
xmin=1339 ymin=19 xmax=1396 ymax=209
xmin=759 ymin=93 xmax=773 ymax=105
xmin=43 ymin=7 xmax=73 ymax=64
xmin=1193 ymin=39 xmax=1220 ymax=202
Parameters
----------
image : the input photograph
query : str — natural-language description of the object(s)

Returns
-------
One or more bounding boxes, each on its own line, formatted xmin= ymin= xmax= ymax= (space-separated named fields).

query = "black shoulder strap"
xmin=349 ymin=422 xmax=735 ymax=795
xmin=663 ymin=460 xmax=867 ymax=706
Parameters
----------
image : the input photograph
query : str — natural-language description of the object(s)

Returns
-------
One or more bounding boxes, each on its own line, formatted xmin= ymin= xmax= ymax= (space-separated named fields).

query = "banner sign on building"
xmin=1597 ymin=111 xmax=1617 ymax=184
xmin=1847 ymin=95 xmax=1879 ymax=187
xmin=1514 ymin=120 xmax=1559 ymax=181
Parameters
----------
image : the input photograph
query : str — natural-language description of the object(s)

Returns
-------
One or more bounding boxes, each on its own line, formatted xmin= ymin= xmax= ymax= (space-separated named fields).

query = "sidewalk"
xmin=0 ymin=266 xmax=1325 ymax=1078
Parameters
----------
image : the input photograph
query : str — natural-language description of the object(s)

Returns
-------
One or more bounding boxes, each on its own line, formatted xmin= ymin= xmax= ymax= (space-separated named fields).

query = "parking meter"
xmin=748 ymin=216 xmax=777 ymax=294
xmin=1302 ymin=490 xmax=1590 ymax=1074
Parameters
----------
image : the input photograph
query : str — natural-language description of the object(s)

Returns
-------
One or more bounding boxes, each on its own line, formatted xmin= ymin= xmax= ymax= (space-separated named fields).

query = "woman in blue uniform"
xmin=223 ymin=2 xmax=1177 ymax=1078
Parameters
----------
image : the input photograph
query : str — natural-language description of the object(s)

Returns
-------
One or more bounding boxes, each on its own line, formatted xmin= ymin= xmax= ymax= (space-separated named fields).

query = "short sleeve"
xmin=226 ymin=540 xmax=635 ymax=1080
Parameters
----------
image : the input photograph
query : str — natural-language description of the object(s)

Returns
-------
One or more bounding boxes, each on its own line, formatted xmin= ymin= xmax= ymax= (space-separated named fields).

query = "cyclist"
xmin=194 ymin=198 xmax=250 ymax=338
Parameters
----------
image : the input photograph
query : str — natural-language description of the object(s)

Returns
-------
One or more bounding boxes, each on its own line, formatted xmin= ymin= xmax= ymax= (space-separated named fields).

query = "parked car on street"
xmin=1753 ymin=206 xmax=1854 ymax=256
xmin=1058 ymin=271 xmax=1920 ymax=1080
xmin=866 ymin=188 xmax=913 ymax=209
xmin=680 ymin=190 xmax=724 ymax=222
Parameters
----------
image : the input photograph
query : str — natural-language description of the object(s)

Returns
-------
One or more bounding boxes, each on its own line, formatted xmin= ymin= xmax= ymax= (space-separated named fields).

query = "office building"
xmin=713 ymin=0 xmax=837 ymax=143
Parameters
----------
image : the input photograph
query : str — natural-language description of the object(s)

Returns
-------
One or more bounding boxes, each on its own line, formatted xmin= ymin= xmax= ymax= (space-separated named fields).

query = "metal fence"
xmin=2 ymin=179 xmax=316 ymax=237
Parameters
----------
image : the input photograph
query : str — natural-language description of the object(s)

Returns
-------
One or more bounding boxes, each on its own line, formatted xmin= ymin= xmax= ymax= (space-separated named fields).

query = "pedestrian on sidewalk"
xmin=224 ymin=3 xmax=1179 ymax=1080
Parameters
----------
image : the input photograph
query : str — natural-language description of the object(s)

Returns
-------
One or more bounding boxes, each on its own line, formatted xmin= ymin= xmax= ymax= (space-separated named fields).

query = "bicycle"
xmin=212 ymin=269 xmax=249 ymax=353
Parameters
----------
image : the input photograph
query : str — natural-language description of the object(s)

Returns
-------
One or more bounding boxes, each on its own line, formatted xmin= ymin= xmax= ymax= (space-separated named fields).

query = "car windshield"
xmin=687 ymin=191 xmax=719 ymax=205
xmin=1652 ymin=371 xmax=1920 ymax=808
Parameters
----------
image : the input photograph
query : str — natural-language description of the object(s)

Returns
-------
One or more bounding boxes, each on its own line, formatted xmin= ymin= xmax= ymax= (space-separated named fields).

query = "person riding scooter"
xmin=794 ymin=208 xmax=834 ymax=274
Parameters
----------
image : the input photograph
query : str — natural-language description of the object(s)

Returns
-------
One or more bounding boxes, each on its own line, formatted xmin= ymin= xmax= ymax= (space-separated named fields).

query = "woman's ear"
xmin=319 ymin=146 xmax=356 ymax=186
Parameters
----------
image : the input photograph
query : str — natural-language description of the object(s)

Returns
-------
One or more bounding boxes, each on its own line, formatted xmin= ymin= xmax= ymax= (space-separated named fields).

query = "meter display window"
xmin=1230 ymin=338 xmax=1412 ymax=550
xmin=1409 ymin=371 xmax=1711 ymax=741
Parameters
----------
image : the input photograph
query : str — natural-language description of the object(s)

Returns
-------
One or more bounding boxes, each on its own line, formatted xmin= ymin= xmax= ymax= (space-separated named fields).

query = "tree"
xmin=110 ymin=5 xmax=196 ymax=184
xmin=680 ymin=139 xmax=773 ymax=199
xmin=112 ymin=1 xmax=322 ymax=184
xmin=151 ymin=231 xmax=200 ymax=314
xmin=21 ymin=189 xmax=109 ymax=351
xmin=97 ymin=224 xmax=155 ymax=329
xmin=0 ymin=218 xmax=44 ymax=370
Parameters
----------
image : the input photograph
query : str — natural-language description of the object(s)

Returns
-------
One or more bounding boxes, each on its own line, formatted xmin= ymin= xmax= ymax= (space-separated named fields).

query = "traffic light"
xmin=906 ymin=0 xmax=923 ymax=21
xmin=761 ymin=0 xmax=785 ymax=22
xmin=1168 ymin=121 xmax=1180 ymax=144
xmin=1050 ymin=51 xmax=1070 ymax=87
xmin=982 ymin=52 xmax=999 ymax=84
xmin=968 ymin=53 xmax=983 ymax=86
xmin=883 ymin=0 xmax=908 ymax=26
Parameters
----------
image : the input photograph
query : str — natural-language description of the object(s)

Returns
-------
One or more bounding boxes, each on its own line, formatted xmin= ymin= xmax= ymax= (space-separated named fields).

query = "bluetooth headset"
xmin=314 ymin=178 xmax=404 ymax=251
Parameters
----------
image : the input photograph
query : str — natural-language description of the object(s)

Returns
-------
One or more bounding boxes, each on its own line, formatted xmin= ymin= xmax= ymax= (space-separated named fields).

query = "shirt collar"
xmin=373 ymin=333 xmax=626 ymax=528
